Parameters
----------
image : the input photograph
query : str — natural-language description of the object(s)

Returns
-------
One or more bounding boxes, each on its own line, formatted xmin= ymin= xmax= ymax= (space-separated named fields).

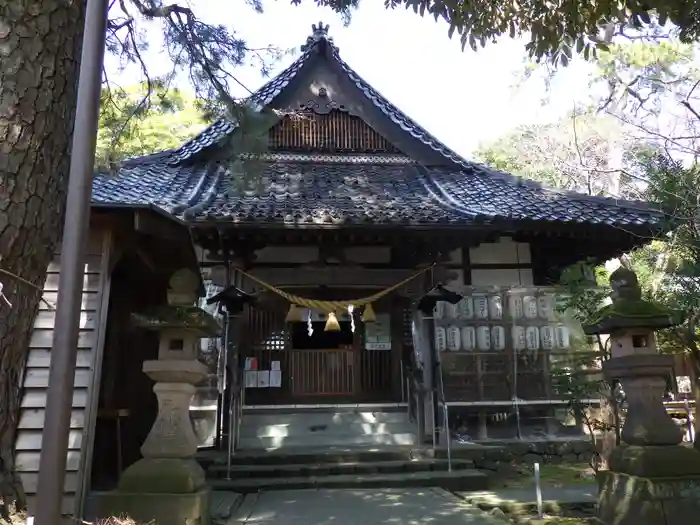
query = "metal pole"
xmin=225 ymin=312 xmax=235 ymax=479
xmin=34 ymin=1 xmax=109 ymax=523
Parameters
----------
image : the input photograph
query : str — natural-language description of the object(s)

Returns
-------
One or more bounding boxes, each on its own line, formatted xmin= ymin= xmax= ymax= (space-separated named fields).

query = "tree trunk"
xmin=0 ymin=1 xmax=85 ymax=518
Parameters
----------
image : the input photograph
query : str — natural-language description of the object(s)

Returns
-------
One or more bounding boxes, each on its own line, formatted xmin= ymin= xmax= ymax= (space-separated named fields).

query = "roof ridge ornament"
xmin=301 ymin=21 xmax=336 ymax=52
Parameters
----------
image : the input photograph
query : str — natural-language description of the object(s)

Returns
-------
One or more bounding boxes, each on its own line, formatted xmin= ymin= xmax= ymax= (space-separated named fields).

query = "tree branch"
xmin=0 ymin=269 xmax=54 ymax=309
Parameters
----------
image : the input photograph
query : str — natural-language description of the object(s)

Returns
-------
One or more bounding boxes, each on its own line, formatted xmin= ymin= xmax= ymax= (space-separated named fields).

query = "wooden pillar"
xmin=390 ymin=298 xmax=405 ymax=402
xmin=476 ymin=355 xmax=488 ymax=439
xmin=352 ymin=310 xmax=363 ymax=400
xmin=542 ymin=350 xmax=558 ymax=435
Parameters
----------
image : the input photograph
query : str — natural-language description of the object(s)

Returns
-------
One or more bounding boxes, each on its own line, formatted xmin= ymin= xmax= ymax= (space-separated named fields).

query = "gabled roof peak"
xmin=301 ymin=21 xmax=334 ymax=52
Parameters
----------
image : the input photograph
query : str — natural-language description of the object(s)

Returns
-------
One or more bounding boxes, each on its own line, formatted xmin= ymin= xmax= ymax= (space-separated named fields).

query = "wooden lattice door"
xmin=240 ymin=306 xmax=289 ymax=405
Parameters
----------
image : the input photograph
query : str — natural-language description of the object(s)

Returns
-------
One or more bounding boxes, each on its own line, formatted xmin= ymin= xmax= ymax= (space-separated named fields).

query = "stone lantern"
xmin=95 ymin=268 xmax=221 ymax=525
xmin=583 ymin=267 xmax=700 ymax=525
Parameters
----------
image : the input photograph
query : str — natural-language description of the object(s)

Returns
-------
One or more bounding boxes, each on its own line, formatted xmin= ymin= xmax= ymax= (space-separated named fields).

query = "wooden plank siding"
xmin=14 ymin=230 xmax=112 ymax=519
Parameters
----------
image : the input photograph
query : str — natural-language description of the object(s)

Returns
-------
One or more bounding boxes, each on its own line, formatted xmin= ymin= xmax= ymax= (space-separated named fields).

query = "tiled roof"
xmin=92 ymin=155 xmax=663 ymax=228
xmin=165 ymin=21 xmax=471 ymax=168
xmin=93 ymin=23 xmax=665 ymax=231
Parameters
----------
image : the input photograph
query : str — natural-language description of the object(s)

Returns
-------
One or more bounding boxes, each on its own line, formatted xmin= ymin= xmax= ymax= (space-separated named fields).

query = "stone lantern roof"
xmin=131 ymin=306 xmax=221 ymax=336
xmin=131 ymin=268 xmax=222 ymax=336
xmin=582 ymin=267 xmax=683 ymax=335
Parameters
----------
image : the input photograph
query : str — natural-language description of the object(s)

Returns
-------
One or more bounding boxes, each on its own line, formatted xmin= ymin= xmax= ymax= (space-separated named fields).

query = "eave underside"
xmin=193 ymin=220 xmax=659 ymax=271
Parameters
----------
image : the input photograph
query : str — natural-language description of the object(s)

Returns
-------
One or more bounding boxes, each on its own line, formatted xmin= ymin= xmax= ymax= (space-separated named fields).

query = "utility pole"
xmin=34 ymin=0 xmax=109 ymax=523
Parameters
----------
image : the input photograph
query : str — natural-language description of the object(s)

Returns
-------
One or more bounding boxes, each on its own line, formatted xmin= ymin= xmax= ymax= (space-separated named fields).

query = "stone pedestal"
xmin=598 ymin=446 xmax=700 ymax=525
xmin=89 ymin=488 xmax=210 ymax=525
xmin=603 ymin=355 xmax=683 ymax=447
xmin=596 ymin=355 xmax=700 ymax=525
xmin=91 ymin=269 xmax=220 ymax=525
xmin=581 ymin=267 xmax=700 ymax=525
xmin=118 ymin=359 xmax=209 ymax=494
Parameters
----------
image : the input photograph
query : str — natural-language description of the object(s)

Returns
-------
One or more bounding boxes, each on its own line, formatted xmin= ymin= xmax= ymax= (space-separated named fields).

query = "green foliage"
xmin=596 ymin=39 xmax=695 ymax=74
xmin=387 ymin=0 xmax=700 ymax=64
xmin=559 ymin=261 xmax=611 ymax=324
xmin=632 ymin=155 xmax=700 ymax=370
xmin=96 ymin=85 xmax=208 ymax=169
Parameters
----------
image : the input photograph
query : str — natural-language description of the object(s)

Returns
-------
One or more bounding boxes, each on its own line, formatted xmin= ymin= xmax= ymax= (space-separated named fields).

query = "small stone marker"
xmin=534 ymin=462 xmax=543 ymax=518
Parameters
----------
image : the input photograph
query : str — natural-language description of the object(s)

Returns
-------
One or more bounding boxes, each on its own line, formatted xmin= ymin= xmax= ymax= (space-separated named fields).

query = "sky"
xmin=107 ymin=0 xmax=596 ymax=157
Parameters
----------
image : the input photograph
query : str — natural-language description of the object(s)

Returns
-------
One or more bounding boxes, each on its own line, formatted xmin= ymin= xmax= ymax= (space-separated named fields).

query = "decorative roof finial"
xmin=301 ymin=21 xmax=336 ymax=52
xmin=312 ymin=21 xmax=329 ymax=39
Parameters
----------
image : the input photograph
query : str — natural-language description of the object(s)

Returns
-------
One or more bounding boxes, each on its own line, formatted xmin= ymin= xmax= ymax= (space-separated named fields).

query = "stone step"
xmin=239 ymin=420 xmax=416 ymax=439
xmin=208 ymin=459 xmax=476 ymax=479
xmin=197 ymin=445 xmax=415 ymax=468
xmin=241 ymin=409 xmax=411 ymax=426
xmin=208 ymin=468 xmax=489 ymax=493
xmin=238 ymin=431 xmax=417 ymax=450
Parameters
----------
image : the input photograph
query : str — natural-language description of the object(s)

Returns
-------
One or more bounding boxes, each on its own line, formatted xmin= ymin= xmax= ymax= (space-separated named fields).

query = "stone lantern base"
xmin=88 ymin=488 xmax=210 ymax=525
xmin=598 ymin=445 xmax=700 ymax=525
xmin=118 ymin=457 xmax=206 ymax=493
xmin=89 ymin=359 xmax=211 ymax=525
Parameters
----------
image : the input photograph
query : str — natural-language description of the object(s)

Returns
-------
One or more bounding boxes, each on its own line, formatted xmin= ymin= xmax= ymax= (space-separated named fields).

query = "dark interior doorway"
xmin=290 ymin=321 xmax=354 ymax=349
xmin=89 ymin=253 xmax=166 ymax=491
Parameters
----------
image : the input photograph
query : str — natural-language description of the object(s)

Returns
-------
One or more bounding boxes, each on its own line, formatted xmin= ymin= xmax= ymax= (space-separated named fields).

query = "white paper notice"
xmin=270 ymin=370 xmax=282 ymax=387
xmin=271 ymin=360 xmax=281 ymax=371
xmin=257 ymin=370 xmax=271 ymax=388
xmin=244 ymin=370 xmax=258 ymax=388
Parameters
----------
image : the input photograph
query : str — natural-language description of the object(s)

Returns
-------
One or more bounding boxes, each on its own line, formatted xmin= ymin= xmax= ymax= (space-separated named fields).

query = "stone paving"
xmin=228 ymin=488 xmax=504 ymax=525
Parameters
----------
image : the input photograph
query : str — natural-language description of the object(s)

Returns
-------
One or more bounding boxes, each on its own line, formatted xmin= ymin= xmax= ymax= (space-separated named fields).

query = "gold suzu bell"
xmin=324 ymin=311 xmax=341 ymax=332
xmin=285 ymin=303 xmax=303 ymax=323
xmin=362 ymin=303 xmax=376 ymax=323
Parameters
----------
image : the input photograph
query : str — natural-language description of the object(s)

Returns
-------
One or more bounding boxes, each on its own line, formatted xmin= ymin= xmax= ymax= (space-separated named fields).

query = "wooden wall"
xmin=14 ymin=230 xmax=112 ymax=517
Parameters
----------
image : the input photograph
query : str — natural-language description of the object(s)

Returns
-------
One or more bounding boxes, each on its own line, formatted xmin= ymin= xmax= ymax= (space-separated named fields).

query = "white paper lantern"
xmin=435 ymin=326 xmax=447 ymax=352
xmin=433 ymin=301 xmax=445 ymax=319
xmin=523 ymin=296 xmax=538 ymax=319
xmin=445 ymin=302 xmax=459 ymax=319
xmin=446 ymin=326 xmax=461 ymax=351
xmin=476 ymin=326 xmax=491 ymax=350
xmin=555 ymin=325 xmax=570 ymax=349
xmin=491 ymin=325 xmax=506 ymax=350
xmin=537 ymin=295 xmax=554 ymax=320
xmin=508 ymin=295 xmax=524 ymax=319
xmin=489 ymin=295 xmax=503 ymax=319
xmin=512 ymin=326 xmax=526 ymax=351
xmin=540 ymin=325 xmax=555 ymax=350
xmin=457 ymin=297 xmax=474 ymax=319
xmin=525 ymin=326 xmax=540 ymax=351
xmin=474 ymin=295 xmax=489 ymax=319
xmin=461 ymin=326 xmax=476 ymax=350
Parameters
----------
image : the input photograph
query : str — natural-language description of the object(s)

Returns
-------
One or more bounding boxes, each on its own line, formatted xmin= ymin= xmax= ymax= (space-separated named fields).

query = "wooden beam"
xmin=133 ymin=209 xmax=188 ymax=241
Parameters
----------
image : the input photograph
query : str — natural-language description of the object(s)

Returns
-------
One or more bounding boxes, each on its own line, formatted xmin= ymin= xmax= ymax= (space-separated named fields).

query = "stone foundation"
xmin=87 ymin=487 xmax=210 ymax=525
xmin=595 ymin=445 xmax=700 ymax=525
xmin=598 ymin=471 xmax=700 ymax=525
xmin=429 ymin=439 xmax=596 ymax=475
xmin=454 ymin=439 xmax=595 ymax=471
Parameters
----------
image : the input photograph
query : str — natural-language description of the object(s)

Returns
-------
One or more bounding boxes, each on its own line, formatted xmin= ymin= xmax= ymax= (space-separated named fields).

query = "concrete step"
xmin=240 ymin=421 xmax=416 ymax=439
xmin=208 ymin=468 xmax=489 ymax=493
xmin=238 ymin=431 xmax=417 ymax=450
xmin=209 ymin=459 xmax=476 ymax=479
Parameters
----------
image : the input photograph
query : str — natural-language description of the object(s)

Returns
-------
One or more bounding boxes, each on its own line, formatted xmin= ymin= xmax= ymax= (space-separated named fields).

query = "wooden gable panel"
xmin=269 ymin=110 xmax=402 ymax=154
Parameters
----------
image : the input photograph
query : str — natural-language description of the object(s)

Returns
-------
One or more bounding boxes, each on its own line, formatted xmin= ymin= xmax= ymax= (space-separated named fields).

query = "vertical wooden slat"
xmin=268 ymin=110 xmax=401 ymax=153
xmin=15 ymin=230 xmax=109 ymax=520
xmin=288 ymin=349 xmax=355 ymax=396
